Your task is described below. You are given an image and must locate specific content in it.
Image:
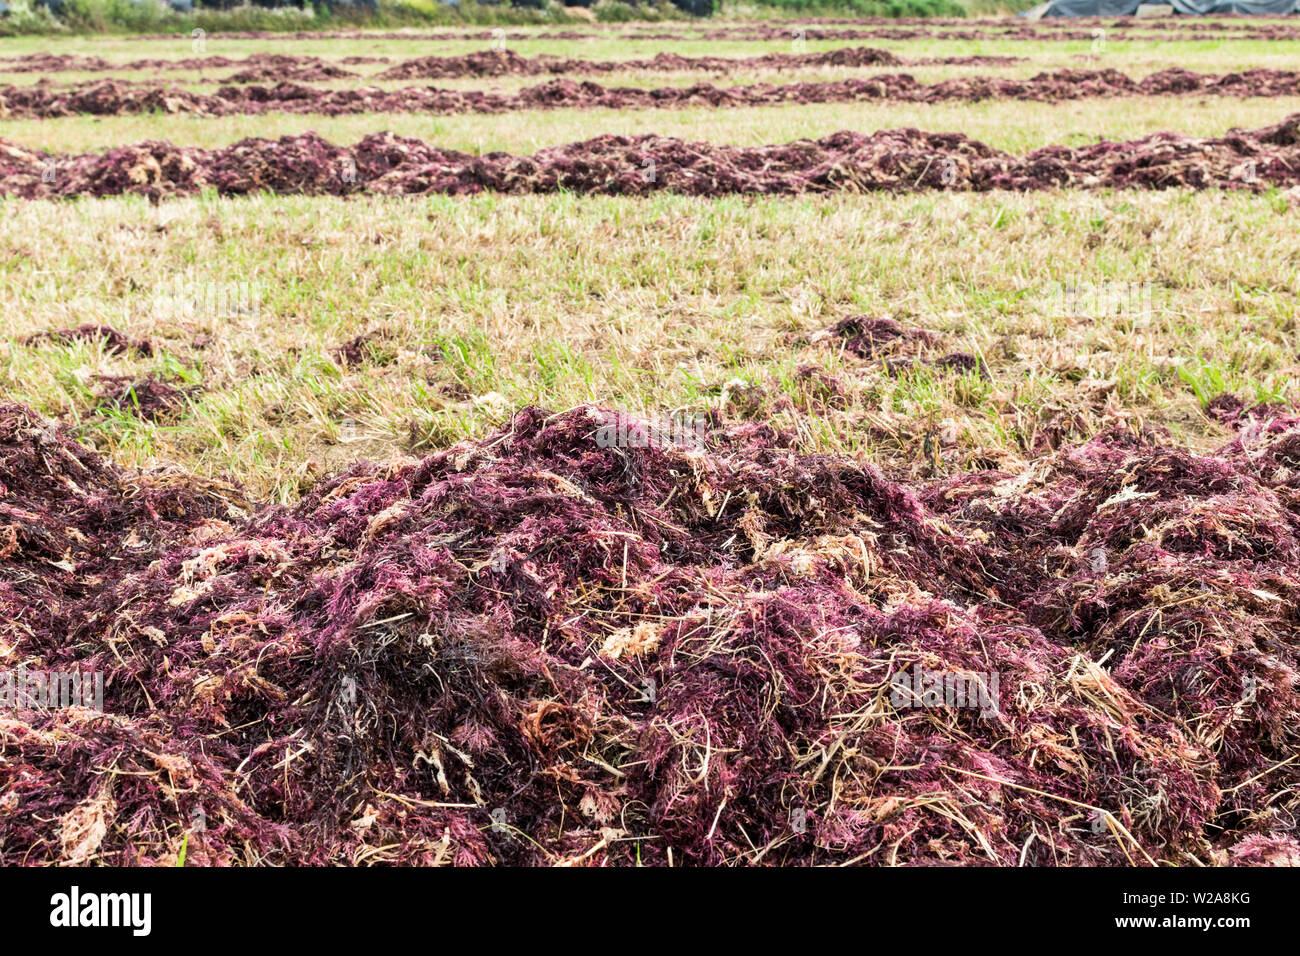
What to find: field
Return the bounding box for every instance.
[3,14,1300,868]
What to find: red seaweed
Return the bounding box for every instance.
[8,68,1294,123]
[821,314,939,358]
[5,114,1296,202]
[93,375,193,422]
[23,324,153,357]
[3,399,1298,865]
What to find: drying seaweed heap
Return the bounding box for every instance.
[225,62,357,85]
[3,113,1297,201]
[373,47,913,81]
[0,45,1017,82]
[2,394,1298,866]
[0,52,370,76]
[4,68,1296,122]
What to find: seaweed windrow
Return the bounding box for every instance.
[5,68,1295,122]
[3,113,1297,202]
[3,400,1298,865]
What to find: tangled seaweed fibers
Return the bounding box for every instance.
[2,397,1298,866]
[92,375,194,423]
[5,68,1297,122]
[3,113,1296,201]
[820,315,940,358]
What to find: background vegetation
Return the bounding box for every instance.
[0,0,979,37]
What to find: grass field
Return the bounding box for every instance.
[3,25,1299,497]
[3,189,1297,500]
[9,96,1300,154]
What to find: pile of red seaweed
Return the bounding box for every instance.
[0,52,371,76]
[4,68,1296,122]
[0,46,1016,81]
[3,113,1296,200]
[225,63,357,85]
[372,46,1019,81]
[821,314,939,358]
[819,316,984,378]
[2,397,1298,865]
[92,375,195,423]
